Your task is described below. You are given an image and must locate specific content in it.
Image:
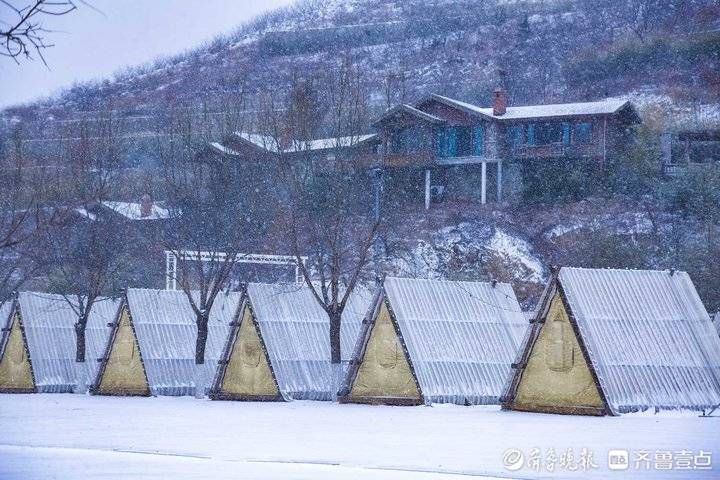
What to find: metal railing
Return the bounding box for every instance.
[165,250,308,290]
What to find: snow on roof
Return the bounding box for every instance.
[74,207,98,222]
[235,132,377,154]
[284,134,377,153]
[384,277,526,405]
[209,142,242,156]
[246,282,372,401]
[16,292,120,393]
[101,201,172,221]
[714,312,720,337]
[126,288,242,396]
[374,103,445,125]
[558,267,720,414]
[236,132,281,153]
[430,94,634,121]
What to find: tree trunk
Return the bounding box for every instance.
[194,312,210,398]
[195,312,209,365]
[329,310,343,400]
[74,317,87,363]
[329,310,342,365]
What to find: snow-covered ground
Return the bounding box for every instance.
[0,395,717,479]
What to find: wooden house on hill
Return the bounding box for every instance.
[338,277,526,406]
[502,267,720,415]
[661,128,720,175]
[374,90,641,208]
[202,90,639,210]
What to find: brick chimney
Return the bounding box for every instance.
[492,88,507,116]
[140,193,153,218]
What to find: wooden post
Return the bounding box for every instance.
[497,161,503,202]
[424,169,431,210]
[481,161,487,205]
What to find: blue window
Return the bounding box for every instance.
[473,126,484,156]
[446,127,457,156]
[574,122,592,144]
[527,124,536,145]
[562,122,571,145]
[438,127,458,157]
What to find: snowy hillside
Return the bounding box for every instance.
[1,0,719,312]
[2,0,718,134]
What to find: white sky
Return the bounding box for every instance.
[0,0,295,108]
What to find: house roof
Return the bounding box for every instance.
[233,132,377,155]
[714,312,720,337]
[246,282,372,401]
[383,277,526,405]
[558,267,720,414]
[101,201,172,221]
[427,94,640,122]
[74,207,98,222]
[284,134,378,153]
[16,292,120,393]
[373,103,446,126]
[235,132,282,153]
[126,288,242,396]
[209,142,242,157]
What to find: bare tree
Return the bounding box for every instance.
[0,125,56,303]
[154,95,267,369]
[259,57,380,391]
[0,0,85,63]
[44,215,128,362]
[579,0,683,43]
[41,112,129,371]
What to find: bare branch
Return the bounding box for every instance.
[0,0,83,64]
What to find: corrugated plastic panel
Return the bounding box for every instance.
[18,292,119,393]
[127,288,241,396]
[384,277,526,405]
[560,267,720,414]
[247,283,372,400]
[0,300,13,322]
[0,299,17,362]
[0,299,14,329]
